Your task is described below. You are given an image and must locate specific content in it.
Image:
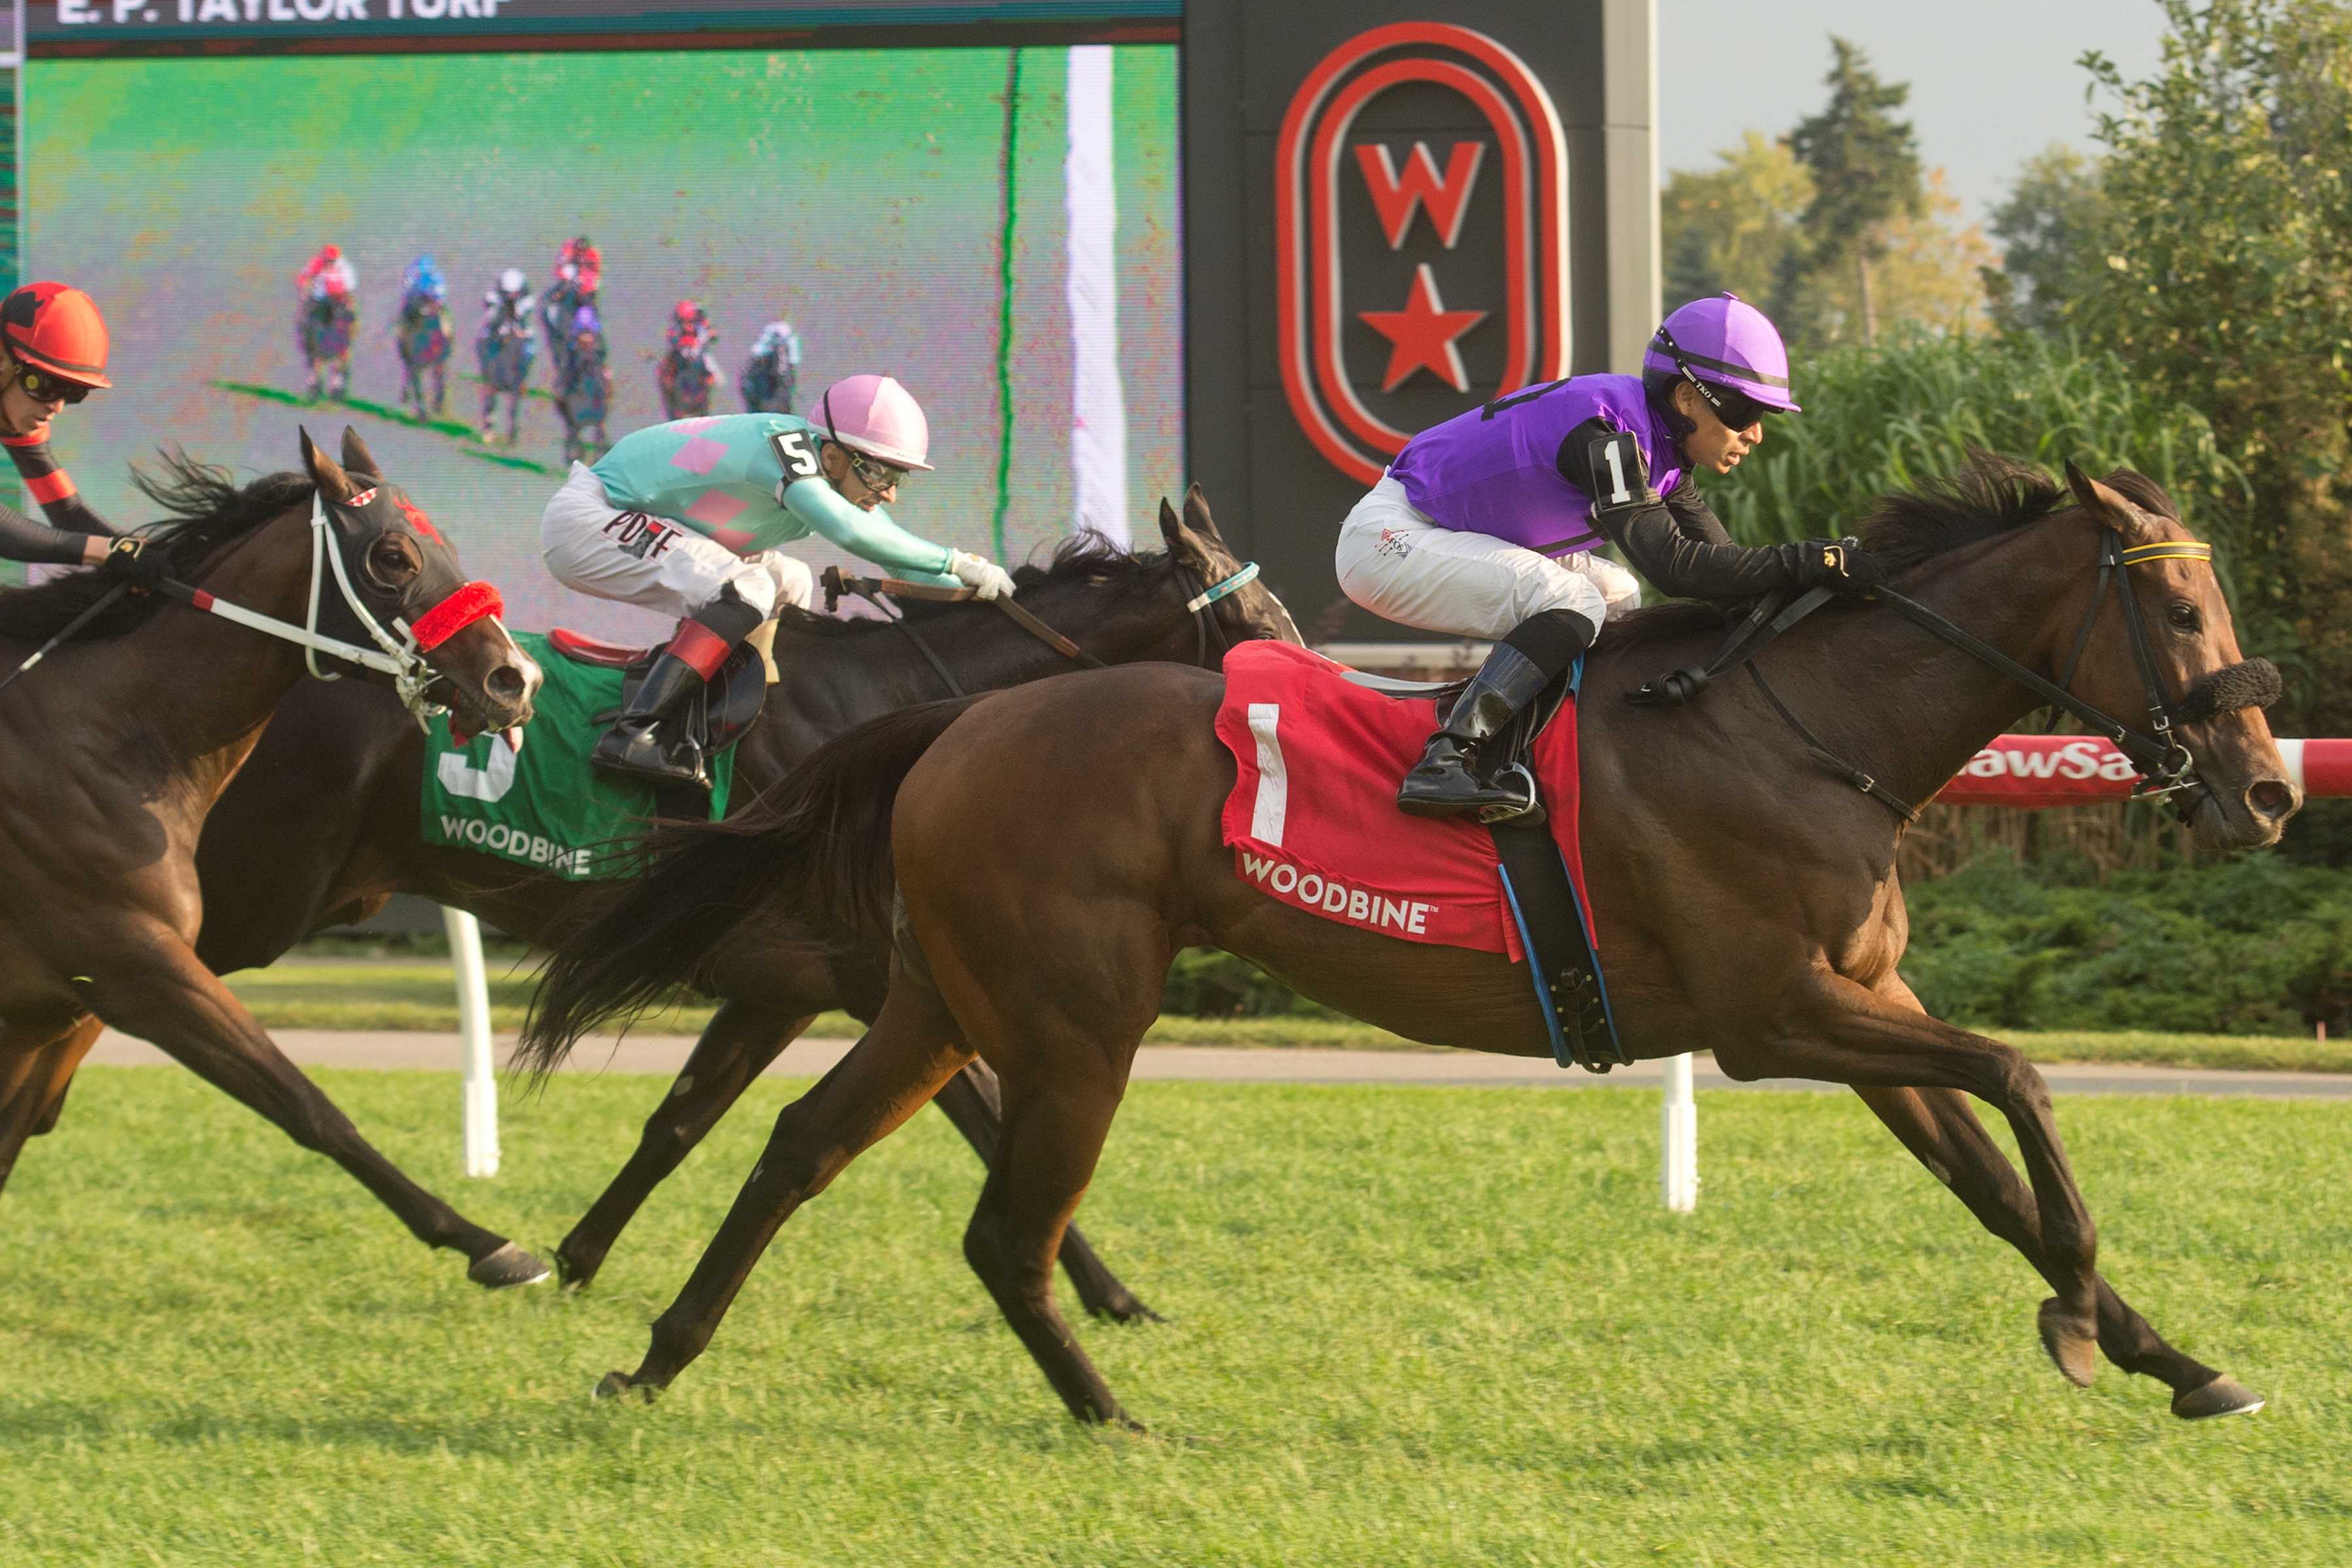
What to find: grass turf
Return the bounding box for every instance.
[220,960,2352,1072]
[6,1066,2346,1565]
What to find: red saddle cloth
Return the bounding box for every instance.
[1213,642,1591,961]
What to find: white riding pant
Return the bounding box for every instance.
[540,463,814,622]
[1333,475,1637,641]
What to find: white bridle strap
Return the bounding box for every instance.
[180,491,445,725]
[1184,561,1260,614]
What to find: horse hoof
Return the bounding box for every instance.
[2037,1298,2099,1387]
[595,1371,657,1403]
[2172,1376,2264,1420]
[553,1245,602,1292]
[1089,1294,1166,1326]
[468,1241,553,1289]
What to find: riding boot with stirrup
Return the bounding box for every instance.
[1397,607,1597,819]
[1396,645,1556,817]
[591,585,766,789]
[591,649,711,788]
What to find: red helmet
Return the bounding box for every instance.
[2,283,112,390]
[320,243,342,261]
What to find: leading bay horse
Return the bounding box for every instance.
[190,490,1293,1312]
[0,429,551,1288]
[527,457,2297,1424]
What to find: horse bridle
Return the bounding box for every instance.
[821,557,1264,697]
[1678,527,2276,824]
[161,490,504,727]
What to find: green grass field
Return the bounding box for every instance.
[219,959,2352,1073]
[7,1066,2345,1565]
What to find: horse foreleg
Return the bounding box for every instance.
[932,1060,1160,1323]
[1853,1081,2259,1418]
[0,1014,101,1192]
[556,999,813,1289]
[78,929,547,1287]
[1717,970,2102,1390]
[605,975,974,1399]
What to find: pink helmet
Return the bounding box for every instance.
[816,374,934,471]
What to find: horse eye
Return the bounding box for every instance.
[2166,601,2200,632]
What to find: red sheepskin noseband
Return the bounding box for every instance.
[407,580,505,651]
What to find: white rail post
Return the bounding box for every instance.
[1660,1050,1697,1211]
[444,906,500,1177]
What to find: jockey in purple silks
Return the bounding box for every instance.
[1336,292,1884,819]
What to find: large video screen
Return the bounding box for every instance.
[22,45,1183,636]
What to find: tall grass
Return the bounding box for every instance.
[1712,331,2251,594]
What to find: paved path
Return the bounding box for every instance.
[82,1029,2352,1100]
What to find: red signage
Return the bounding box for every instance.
[1274,22,1571,485]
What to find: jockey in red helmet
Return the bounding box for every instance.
[0,282,152,580]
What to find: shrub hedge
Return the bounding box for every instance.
[1164,853,2351,1037]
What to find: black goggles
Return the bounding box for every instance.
[1653,325,1772,429]
[15,365,92,406]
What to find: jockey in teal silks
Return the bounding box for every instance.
[539,373,1015,785]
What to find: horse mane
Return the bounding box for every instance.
[770,531,1173,640]
[1602,453,2182,655]
[0,451,316,644]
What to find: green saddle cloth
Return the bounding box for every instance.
[420,631,735,880]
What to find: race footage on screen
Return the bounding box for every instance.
[24,46,1183,634]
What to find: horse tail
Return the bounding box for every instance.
[516,694,985,1078]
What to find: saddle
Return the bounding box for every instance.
[1333,662,1618,1070]
[549,627,768,781]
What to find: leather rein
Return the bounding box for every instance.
[1639,529,2270,825]
[820,557,1263,698]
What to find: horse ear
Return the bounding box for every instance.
[1182,483,1228,547]
[2065,458,2161,545]
[1158,496,1183,551]
[340,425,384,483]
[299,427,359,504]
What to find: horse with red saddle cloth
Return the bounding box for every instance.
[525,455,2296,1428]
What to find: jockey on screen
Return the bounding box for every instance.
[540,374,1015,785]
[297,243,356,304]
[1335,292,1884,819]
[0,283,157,583]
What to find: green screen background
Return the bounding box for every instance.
[22,47,1182,633]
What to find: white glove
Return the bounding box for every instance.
[947,549,1016,601]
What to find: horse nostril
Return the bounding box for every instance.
[487,664,527,703]
[2248,779,2297,821]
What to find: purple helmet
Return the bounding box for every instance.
[570,303,602,337]
[1641,293,1799,419]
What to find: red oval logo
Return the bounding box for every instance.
[1275,22,1572,485]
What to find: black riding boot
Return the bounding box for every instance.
[591,649,711,787]
[591,586,765,788]
[1397,609,1595,819]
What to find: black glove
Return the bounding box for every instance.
[1786,537,1885,598]
[1580,429,1659,509]
[97,534,172,591]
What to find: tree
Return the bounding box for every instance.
[2082,0,2352,857]
[1808,169,1995,339]
[1784,37,1923,346]
[1660,131,1813,308]
[1982,144,2112,335]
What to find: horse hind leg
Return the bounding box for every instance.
[962,1064,1141,1426]
[932,1061,1160,1324]
[556,1000,813,1289]
[605,973,976,1398]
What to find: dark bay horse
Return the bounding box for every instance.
[191,491,1295,1311]
[299,295,355,402]
[0,430,551,1286]
[527,459,2298,1424]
